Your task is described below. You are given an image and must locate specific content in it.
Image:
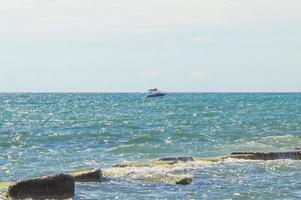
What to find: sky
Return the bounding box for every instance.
[0,0,301,92]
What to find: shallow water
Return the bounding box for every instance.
[0,93,301,199]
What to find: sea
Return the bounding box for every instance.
[0,93,301,199]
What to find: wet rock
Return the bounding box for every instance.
[175,177,192,185]
[158,157,194,163]
[112,163,150,168]
[112,163,131,168]
[229,153,259,160]
[71,169,103,182]
[7,173,74,199]
[230,151,301,160]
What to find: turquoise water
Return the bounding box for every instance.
[1,93,301,199]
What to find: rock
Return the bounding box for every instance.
[7,173,74,199]
[175,177,192,185]
[112,163,150,168]
[71,169,103,182]
[230,151,301,160]
[0,193,7,199]
[229,153,259,160]
[158,157,194,163]
[112,163,131,168]
[141,174,192,185]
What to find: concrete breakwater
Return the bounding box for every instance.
[1,169,103,199]
[1,149,300,199]
[229,150,301,160]
[70,169,103,182]
[7,174,74,199]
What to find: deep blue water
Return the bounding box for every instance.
[0,93,301,199]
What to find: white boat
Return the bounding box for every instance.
[146,88,166,98]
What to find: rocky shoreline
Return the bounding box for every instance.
[1,149,300,199]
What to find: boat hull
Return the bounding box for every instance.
[146,93,166,98]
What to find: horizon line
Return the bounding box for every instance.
[0,91,301,94]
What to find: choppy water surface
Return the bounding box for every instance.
[0,93,301,199]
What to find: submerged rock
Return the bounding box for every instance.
[158,157,194,163]
[229,153,259,160]
[175,177,192,185]
[139,173,193,185]
[7,173,74,199]
[230,151,301,160]
[112,162,150,168]
[71,168,103,182]
[112,163,132,168]
[105,159,194,185]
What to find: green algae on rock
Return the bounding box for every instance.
[104,158,196,185]
[194,156,227,162]
[0,182,11,190]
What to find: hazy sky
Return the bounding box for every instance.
[1,0,301,92]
